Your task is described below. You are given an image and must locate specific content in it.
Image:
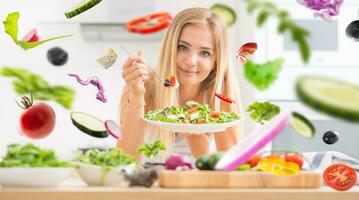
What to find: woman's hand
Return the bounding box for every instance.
[122,55,149,97]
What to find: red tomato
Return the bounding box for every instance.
[197,119,205,124]
[247,155,263,168]
[17,95,56,139]
[236,42,258,64]
[210,112,220,118]
[323,163,357,191]
[284,154,304,169]
[187,106,198,114]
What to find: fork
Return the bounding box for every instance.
[120,44,167,85]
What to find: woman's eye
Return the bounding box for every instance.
[178,45,187,51]
[200,51,211,57]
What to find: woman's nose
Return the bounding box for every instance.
[185,52,197,67]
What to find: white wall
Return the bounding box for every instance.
[0,0,256,159]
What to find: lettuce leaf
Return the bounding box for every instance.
[3,11,71,50]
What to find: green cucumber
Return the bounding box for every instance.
[210,4,237,27]
[65,0,102,19]
[195,155,211,170]
[71,111,108,138]
[290,112,315,139]
[208,152,224,170]
[296,75,359,121]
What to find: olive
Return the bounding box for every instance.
[345,20,359,41]
[47,47,68,66]
[322,131,340,145]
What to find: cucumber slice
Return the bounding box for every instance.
[290,112,315,139]
[296,75,359,121]
[65,0,102,19]
[71,111,108,138]
[210,4,237,27]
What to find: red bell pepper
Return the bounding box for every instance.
[127,12,172,34]
[215,93,235,104]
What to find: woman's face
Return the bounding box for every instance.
[176,24,216,87]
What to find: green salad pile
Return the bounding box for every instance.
[75,148,137,171]
[0,143,71,167]
[144,101,240,124]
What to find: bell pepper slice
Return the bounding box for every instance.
[127,12,172,34]
[214,93,235,104]
[236,42,258,64]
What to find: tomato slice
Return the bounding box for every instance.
[127,12,172,34]
[323,163,357,191]
[236,42,258,64]
[214,93,235,104]
[284,154,304,169]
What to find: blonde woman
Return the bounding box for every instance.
[118,7,244,161]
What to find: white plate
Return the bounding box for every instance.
[143,118,243,133]
[0,167,73,188]
[75,162,137,186]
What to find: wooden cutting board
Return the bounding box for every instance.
[158,170,322,188]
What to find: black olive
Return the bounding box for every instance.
[345,20,359,41]
[322,130,340,145]
[47,47,68,66]
[164,79,171,87]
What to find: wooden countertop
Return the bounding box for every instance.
[1,179,359,200]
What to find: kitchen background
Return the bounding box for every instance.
[0,0,358,159]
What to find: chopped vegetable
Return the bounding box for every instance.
[164,154,192,170]
[144,101,240,124]
[22,28,39,42]
[136,140,166,159]
[322,130,340,145]
[47,47,68,66]
[0,143,71,167]
[297,0,343,22]
[290,112,315,139]
[236,163,251,171]
[346,20,359,42]
[257,157,300,176]
[244,58,283,90]
[71,111,108,138]
[247,101,280,124]
[284,153,304,169]
[246,0,311,63]
[127,12,172,34]
[75,148,137,171]
[96,48,118,69]
[296,75,359,121]
[65,0,103,19]
[3,11,71,50]
[210,3,237,27]
[164,75,178,87]
[323,163,357,191]
[214,93,236,104]
[236,42,257,64]
[0,67,75,109]
[68,73,107,103]
[104,120,121,139]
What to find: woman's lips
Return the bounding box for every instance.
[179,67,199,74]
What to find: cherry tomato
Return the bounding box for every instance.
[210,112,220,118]
[197,119,206,124]
[284,154,304,169]
[247,154,263,168]
[17,94,56,139]
[323,163,357,191]
[214,93,235,104]
[236,42,258,64]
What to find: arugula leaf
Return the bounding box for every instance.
[244,58,283,90]
[246,0,311,63]
[0,143,72,167]
[0,67,75,109]
[3,11,71,50]
[247,101,280,124]
[3,11,19,45]
[136,140,166,159]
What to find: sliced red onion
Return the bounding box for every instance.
[164,154,192,170]
[104,120,121,139]
[297,0,343,22]
[22,28,39,42]
[68,73,107,103]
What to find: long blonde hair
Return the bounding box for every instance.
[121,7,244,158]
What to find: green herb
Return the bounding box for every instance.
[0,143,71,167]
[144,101,240,124]
[0,67,75,109]
[136,140,166,159]
[247,101,280,124]
[246,0,311,63]
[244,58,283,90]
[3,11,71,50]
[75,149,137,171]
